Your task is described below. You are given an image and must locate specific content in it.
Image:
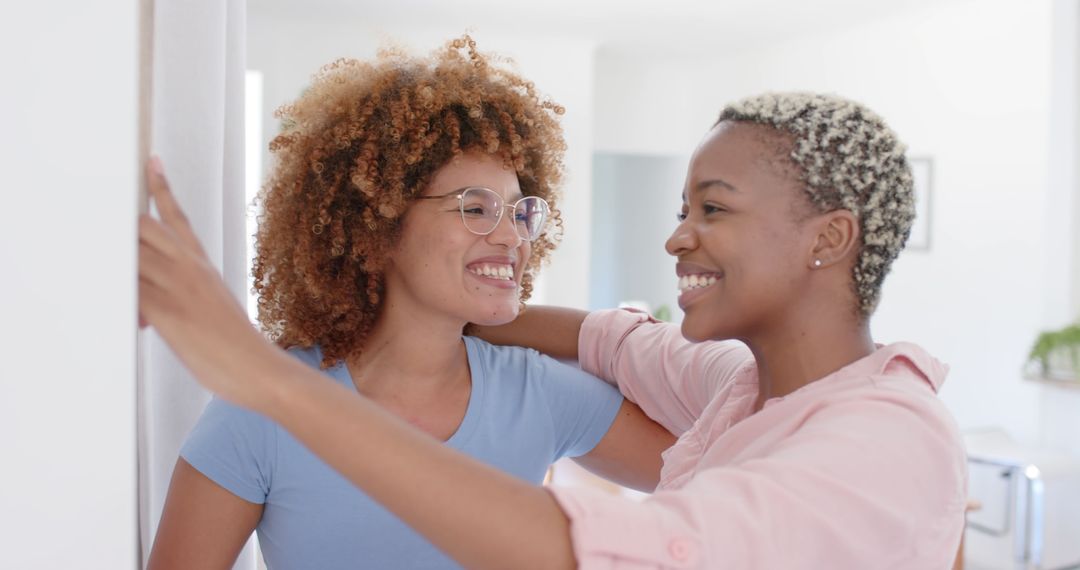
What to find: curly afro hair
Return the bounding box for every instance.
[253,35,567,368]
[717,92,915,317]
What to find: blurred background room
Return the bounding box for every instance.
[3,0,1080,568]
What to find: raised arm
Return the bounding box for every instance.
[577,309,752,436]
[470,305,588,361]
[480,305,753,437]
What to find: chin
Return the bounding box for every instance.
[469,303,521,327]
[679,310,735,343]
[679,320,712,343]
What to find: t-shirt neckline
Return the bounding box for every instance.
[315,339,486,448]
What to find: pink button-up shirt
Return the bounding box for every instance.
[550,309,967,569]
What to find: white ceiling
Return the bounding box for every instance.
[248,0,948,56]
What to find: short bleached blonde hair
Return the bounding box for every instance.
[718,92,914,316]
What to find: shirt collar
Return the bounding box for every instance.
[846,341,949,392]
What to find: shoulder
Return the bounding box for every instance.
[806,343,960,453]
[463,336,618,398]
[283,344,355,388]
[811,342,949,400]
[192,395,275,435]
[463,335,549,374]
[873,342,949,392]
[190,345,329,432]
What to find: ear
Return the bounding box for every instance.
[806,210,860,269]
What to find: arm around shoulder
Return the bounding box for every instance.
[469,305,589,360]
[579,308,752,436]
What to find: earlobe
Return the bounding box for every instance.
[808,210,860,269]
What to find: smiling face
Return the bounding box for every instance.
[383,152,531,328]
[669,121,820,342]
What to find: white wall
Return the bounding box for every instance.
[246,16,597,307]
[590,153,686,313]
[594,0,1072,447]
[1039,0,1080,457]
[0,2,139,568]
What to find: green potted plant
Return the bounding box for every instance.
[1026,322,1080,381]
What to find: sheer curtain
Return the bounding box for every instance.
[137,0,254,568]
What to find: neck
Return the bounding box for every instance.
[746,303,874,410]
[345,298,469,398]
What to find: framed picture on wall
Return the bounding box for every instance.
[907,157,932,250]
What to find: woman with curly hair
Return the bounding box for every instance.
[140,90,966,569]
[145,36,674,570]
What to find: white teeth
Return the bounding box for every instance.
[677,273,720,294]
[469,264,514,281]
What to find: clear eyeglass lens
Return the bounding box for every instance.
[459,188,548,241]
[514,197,549,240]
[459,188,500,235]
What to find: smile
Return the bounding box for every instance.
[678,273,720,294]
[467,263,515,281]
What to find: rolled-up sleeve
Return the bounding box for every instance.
[548,393,967,569]
[551,485,708,569]
[578,309,751,436]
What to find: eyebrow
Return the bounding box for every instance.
[460,186,525,201]
[419,186,525,201]
[696,179,738,193]
[682,178,739,201]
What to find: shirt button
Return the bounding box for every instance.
[668,538,696,563]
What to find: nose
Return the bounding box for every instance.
[665,218,698,257]
[486,207,523,248]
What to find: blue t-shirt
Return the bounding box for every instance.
[180,336,623,570]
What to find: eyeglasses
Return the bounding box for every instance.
[414,186,550,242]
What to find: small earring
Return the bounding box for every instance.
[813,259,823,268]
